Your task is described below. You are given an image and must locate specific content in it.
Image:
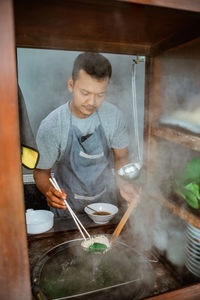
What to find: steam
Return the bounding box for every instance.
[39,239,154,299]
[160,94,200,134]
[127,139,191,268]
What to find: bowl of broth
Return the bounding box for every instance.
[84,203,118,224]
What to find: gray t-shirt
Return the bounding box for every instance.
[36,101,129,169]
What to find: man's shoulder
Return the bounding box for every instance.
[101,101,119,110]
[100,101,121,114]
[41,103,68,124]
[98,101,128,147]
[99,101,123,120]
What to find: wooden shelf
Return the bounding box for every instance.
[153,194,200,229]
[14,0,200,55]
[152,124,200,152]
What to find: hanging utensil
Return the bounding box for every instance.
[118,162,140,181]
[111,188,141,244]
[118,58,143,182]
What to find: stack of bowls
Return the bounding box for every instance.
[185,223,200,277]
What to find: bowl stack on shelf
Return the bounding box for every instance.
[185,224,200,277]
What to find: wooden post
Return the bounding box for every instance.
[0,0,32,299]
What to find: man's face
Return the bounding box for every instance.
[68,69,109,118]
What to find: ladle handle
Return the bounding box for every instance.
[86,206,98,213]
[111,191,140,244]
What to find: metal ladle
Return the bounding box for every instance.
[117,60,143,183]
[117,162,141,182]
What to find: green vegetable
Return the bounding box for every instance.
[179,183,200,209]
[89,242,107,252]
[178,157,200,184]
[174,157,200,209]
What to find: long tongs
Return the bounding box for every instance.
[49,177,91,241]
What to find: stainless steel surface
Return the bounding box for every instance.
[118,163,141,181]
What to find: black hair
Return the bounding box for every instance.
[72,52,112,81]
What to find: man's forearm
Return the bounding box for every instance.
[33,168,52,196]
[113,147,130,172]
[34,168,67,209]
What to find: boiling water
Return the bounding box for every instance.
[40,243,145,299]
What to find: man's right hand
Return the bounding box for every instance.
[46,186,67,210]
[33,168,68,210]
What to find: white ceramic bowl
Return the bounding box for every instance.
[25,209,54,234]
[186,260,200,277]
[185,224,200,277]
[187,225,200,237]
[84,203,118,224]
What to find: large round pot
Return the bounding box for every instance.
[32,236,154,300]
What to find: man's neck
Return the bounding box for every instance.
[69,101,96,119]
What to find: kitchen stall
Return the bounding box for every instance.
[1,0,200,299]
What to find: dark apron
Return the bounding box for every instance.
[52,103,117,217]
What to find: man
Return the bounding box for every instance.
[34,52,133,217]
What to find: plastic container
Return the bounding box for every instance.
[25,209,54,234]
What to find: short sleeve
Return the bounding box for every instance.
[111,109,129,149]
[36,115,60,169]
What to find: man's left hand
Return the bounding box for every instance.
[119,181,141,203]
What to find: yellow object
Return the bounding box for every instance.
[22,146,39,169]
[36,292,42,300]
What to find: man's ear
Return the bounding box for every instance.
[67,77,73,92]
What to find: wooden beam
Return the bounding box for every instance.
[14,39,151,56]
[150,26,200,56]
[152,124,200,152]
[154,195,200,230]
[118,0,200,13]
[0,0,32,299]
[146,281,200,299]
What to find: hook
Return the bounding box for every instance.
[132,56,139,64]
